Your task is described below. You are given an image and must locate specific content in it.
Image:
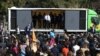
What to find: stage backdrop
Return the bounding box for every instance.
[65,10,86,31]
[17,10,32,30]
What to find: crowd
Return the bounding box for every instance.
[0,22,100,56]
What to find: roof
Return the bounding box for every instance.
[8,8,87,10]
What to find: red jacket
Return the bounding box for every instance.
[62,47,69,56]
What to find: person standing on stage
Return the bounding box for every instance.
[32,12,37,28]
[44,13,51,28]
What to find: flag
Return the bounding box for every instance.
[32,29,37,42]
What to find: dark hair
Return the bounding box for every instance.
[20,36,27,44]
[51,29,54,32]
[76,49,83,56]
[64,29,67,34]
[85,51,90,56]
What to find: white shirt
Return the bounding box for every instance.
[17,27,20,34]
[73,45,80,56]
[44,14,51,22]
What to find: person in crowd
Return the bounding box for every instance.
[25,45,34,56]
[88,33,97,56]
[49,29,56,50]
[16,25,20,35]
[0,24,100,56]
[73,42,80,56]
[24,24,31,38]
[50,29,55,38]
[68,50,74,56]
[30,41,38,53]
[88,24,96,34]
[50,44,59,56]
[85,51,91,56]
[0,23,4,35]
[76,49,83,56]
[80,42,89,56]
[62,41,69,56]
[97,53,100,56]
[41,40,49,55]
[19,37,27,56]
[55,34,61,44]
[16,25,21,41]
[11,39,19,56]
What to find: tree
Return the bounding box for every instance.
[12,0,26,7]
[0,0,14,21]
